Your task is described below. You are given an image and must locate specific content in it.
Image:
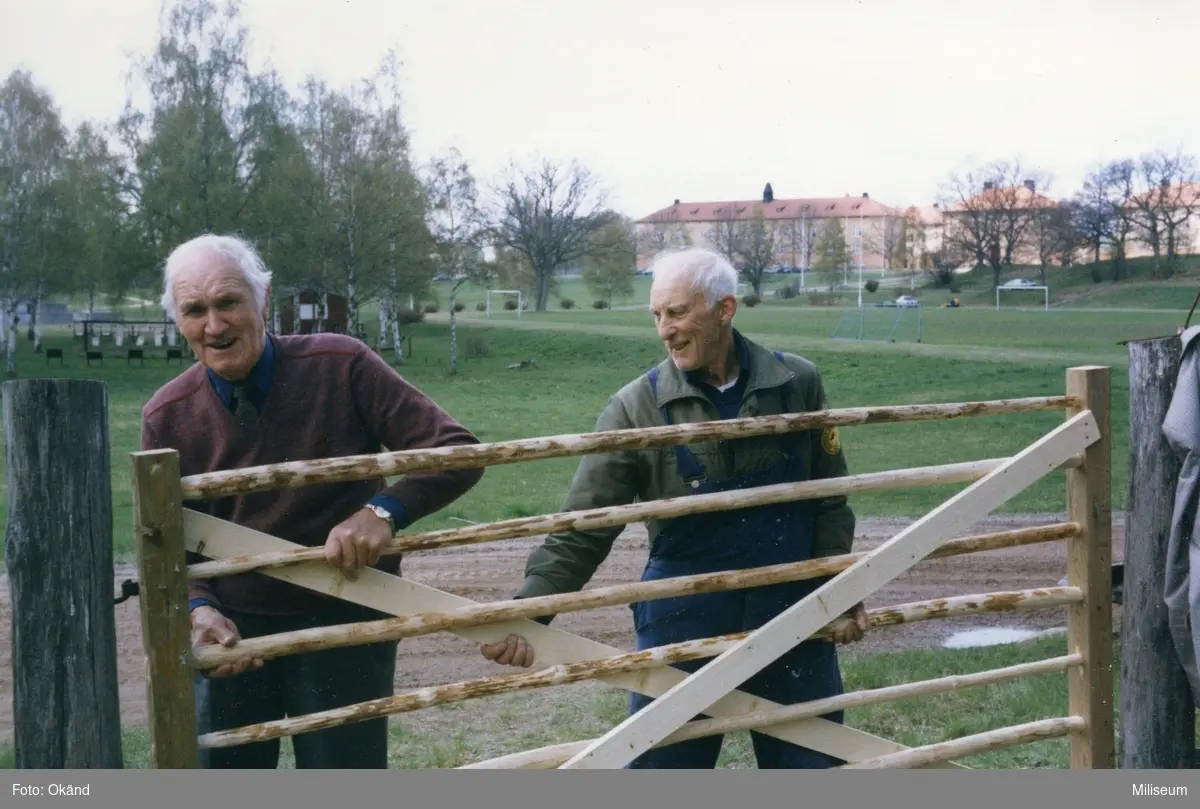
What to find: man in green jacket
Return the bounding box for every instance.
[483,247,866,768]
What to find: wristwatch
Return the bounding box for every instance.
[365,503,396,534]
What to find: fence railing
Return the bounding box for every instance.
[130,365,1114,769]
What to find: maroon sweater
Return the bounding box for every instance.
[141,333,484,615]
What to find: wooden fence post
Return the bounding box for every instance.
[1064,366,1116,769]
[131,448,199,768]
[1121,337,1197,768]
[2,379,123,767]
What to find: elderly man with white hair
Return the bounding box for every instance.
[481,246,866,769]
[141,233,484,768]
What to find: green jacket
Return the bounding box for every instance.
[516,331,856,599]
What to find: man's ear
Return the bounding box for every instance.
[719,294,737,325]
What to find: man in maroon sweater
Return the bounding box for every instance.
[141,234,484,768]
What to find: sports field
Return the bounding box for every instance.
[0,291,1192,768]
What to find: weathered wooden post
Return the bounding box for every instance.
[131,448,199,768]
[1121,336,1197,768]
[2,379,123,768]
[1064,366,1116,768]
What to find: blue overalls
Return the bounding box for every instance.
[626,360,846,769]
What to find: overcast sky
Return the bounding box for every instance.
[4,0,1198,219]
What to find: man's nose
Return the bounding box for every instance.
[204,311,227,335]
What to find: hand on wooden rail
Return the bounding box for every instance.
[480,634,537,668]
[191,606,263,679]
[479,601,871,672]
[827,602,869,645]
[322,508,394,580]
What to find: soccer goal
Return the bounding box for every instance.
[830,304,923,343]
[486,290,523,318]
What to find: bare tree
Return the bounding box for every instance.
[487,157,610,312]
[1073,163,1119,267]
[425,146,488,374]
[880,211,904,271]
[733,206,776,296]
[1126,148,1199,277]
[583,212,637,307]
[938,159,1049,288]
[1030,201,1083,284]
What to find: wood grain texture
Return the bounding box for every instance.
[2,379,123,768]
[463,654,1083,769]
[187,460,1081,580]
[181,509,953,768]
[197,587,1082,749]
[840,717,1086,770]
[1121,339,1197,768]
[1064,366,1116,769]
[179,396,1077,499]
[557,411,1099,769]
[131,449,198,768]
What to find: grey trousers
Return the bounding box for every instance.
[193,599,398,768]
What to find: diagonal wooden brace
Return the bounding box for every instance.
[182,513,951,767]
[558,410,1101,769]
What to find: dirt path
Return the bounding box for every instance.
[0,513,1124,745]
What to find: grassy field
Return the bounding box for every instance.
[5,633,1194,769]
[0,302,1174,561]
[0,292,1190,769]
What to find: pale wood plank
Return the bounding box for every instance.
[557,411,1100,769]
[182,509,953,767]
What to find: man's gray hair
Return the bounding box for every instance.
[160,233,272,322]
[649,247,739,309]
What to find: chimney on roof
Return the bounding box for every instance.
[983,181,995,190]
[1161,178,1171,189]
[862,192,869,198]
[1024,179,1036,192]
[673,198,680,205]
[763,183,774,204]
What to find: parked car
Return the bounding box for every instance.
[895,295,920,307]
[1003,278,1038,288]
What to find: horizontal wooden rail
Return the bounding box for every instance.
[178,396,1078,500]
[191,518,1081,672]
[187,457,1081,580]
[190,521,1081,670]
[460,655,1084,769]
[198,592,1082,749]
[839,716,1086,769]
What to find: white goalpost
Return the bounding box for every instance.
[486,290,523,318]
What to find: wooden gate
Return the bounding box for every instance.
[130,365,1114,769]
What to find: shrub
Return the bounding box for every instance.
[865,279,880,293]
[453,302,465,312]
[741,293,760,307]
[593,299,609,309]
[423,302,439,314]
[396,308,425,325]
[464,335,489,357]
[559,298,575,310]
[504,299,518,311]
[476,302,487,311]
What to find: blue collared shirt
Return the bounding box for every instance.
[206,332,407,528]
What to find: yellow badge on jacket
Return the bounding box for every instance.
[821,427,841,455]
